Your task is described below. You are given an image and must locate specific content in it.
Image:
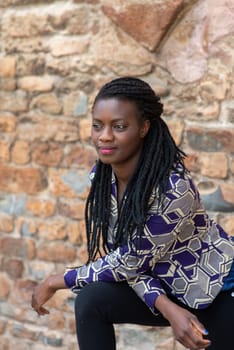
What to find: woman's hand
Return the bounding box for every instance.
[155,294,211,349]
[31,273,67,316]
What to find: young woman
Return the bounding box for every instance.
[31,77,234,350]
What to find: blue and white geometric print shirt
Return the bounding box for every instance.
[64,166,234,314]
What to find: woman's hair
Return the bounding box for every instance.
[85,77,186,262]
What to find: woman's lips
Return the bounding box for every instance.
[99,147,116,155]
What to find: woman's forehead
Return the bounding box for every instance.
[93,98,138,115]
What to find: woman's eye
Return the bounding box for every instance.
[92,123,102,130]
[113,124,126,131]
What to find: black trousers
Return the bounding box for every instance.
[74,281,234,350]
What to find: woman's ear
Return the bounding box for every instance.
[140,119,150,138]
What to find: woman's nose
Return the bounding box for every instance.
[99,126,114,141]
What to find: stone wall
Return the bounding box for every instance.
[0,0,233,349]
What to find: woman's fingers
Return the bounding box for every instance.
[31,285,48,315]
[173,316,211,349]
[185,321,211,349]
[191,318,209,337]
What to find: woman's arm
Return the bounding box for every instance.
[155,294,211,349]
[31,273,67,315]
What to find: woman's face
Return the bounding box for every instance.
[92,98,150,168]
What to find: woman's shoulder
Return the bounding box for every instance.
[167,165,193,190]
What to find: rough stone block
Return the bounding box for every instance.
[38,220,67,241]
[0,57,16,77]
[102,0,184,51]
[48,168,90,199]
[0,213,14,233]
[0,166,47,194]
[49,36,89,57]
[37,242,76,262]
[18,76,54,92]
[12,140,30,165]
[26,198,56,218]
[0,237,36,259]
[0,141,10,163]
[0,91,28,112]
[3,14,52,38]
[17,114,79,142]
[187,127,234,152]
[32,142,63,167]
[0,78,17,91]
[58,199,85,220]
[63,144,97,169]
[31,93,62,114]
[0,113,17,132]
[0,273,11,299]
[2,258,24,279]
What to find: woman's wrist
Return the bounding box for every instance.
[155,294,179,320]
[45,273,67,292]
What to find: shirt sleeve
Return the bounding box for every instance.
[64,173,197,308]
[127,274,166,314]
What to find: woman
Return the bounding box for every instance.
[32,77,234,350]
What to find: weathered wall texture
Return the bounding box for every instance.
[0,0,233,349]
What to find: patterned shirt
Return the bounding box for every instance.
[64,167,234,314]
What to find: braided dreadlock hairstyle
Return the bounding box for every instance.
[85,77,186,262]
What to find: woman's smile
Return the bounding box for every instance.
[99,147,117,155]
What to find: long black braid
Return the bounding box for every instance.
[85,77,186,262]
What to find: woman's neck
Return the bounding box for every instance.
[112,155,141,207]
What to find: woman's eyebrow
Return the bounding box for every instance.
[93,117,125,122]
